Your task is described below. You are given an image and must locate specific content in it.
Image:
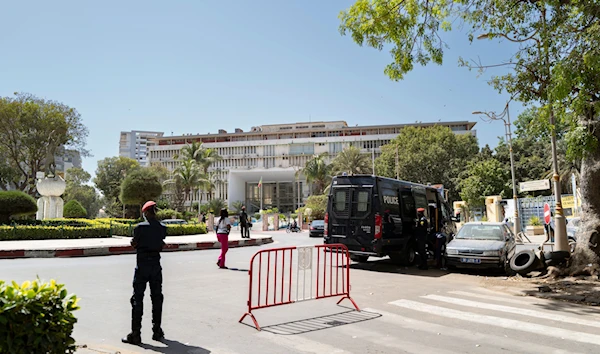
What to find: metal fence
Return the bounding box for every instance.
[516,195,574,232]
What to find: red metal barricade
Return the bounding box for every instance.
[239,244,360,330]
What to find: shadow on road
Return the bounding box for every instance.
[140,339,211,353]
[349,258,450,278]
[251,309,381,335]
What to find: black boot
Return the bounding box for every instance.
[151,297,164,341]
[125,296,143,345]
[122,332,141,345]
[152,327,165,341]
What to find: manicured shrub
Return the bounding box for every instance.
[0,191,38,224]
[156,209,183,221]
[0,225,110,241]
[0,279,80,354]
[165,223,207,236]
[63,200,87,218]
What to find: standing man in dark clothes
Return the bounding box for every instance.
[240,206,250,238]
[122,201,167,345]
[415,207,429,270]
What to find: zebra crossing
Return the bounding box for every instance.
[255,287,600,354]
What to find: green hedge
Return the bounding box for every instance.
[0,218,207,240]
[63,200,87,218]
[0,279,80,354]
[0,225,110,241]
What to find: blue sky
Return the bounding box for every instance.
[0,0,524,176]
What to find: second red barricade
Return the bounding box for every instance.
[239,243,360,330]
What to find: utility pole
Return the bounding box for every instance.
[473,101,520,235]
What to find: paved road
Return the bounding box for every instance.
[2,231,600,353]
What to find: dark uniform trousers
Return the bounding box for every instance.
[240,223,250,238]
[417,235,428,266]
[131,259,163,332]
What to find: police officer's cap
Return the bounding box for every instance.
[142,201,157,212]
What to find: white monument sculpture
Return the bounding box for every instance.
[36,172,66,220]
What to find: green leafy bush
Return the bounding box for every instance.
[0,225,110,241]
[156,209,183,220]
[529,216,542,226]
[165,223,207,236]
[63,200,87,218]
[0,279,80,354]
[0,191,38,224]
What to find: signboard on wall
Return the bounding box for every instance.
[519,179,551,192]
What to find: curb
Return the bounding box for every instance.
[0,237,273,259]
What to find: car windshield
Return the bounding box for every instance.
[456,224,506,241]
[312,220,324,226]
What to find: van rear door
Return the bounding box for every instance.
[329,184,376,252]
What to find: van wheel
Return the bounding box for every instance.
[350,255,369,263]
[389,243,416,266]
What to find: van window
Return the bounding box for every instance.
[335,190,347,211]
[441,203,450,220]
[414,193,428,210]
[401,191,416,219]
[356,191,369,212]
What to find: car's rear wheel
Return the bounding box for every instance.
[350,255,369,263]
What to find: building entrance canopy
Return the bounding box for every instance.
[228,168,304,213]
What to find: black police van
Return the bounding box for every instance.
[324,175,456,264]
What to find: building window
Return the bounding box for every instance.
[289,143,314,155]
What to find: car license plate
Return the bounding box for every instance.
[461,258,481,264]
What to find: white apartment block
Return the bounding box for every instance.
[119,130,164,166]
[147,121,476,213]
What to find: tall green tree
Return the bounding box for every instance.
[94,156,140,203]
[339,0,600,265]
[0,93,88,194]
[120,168,163,210]
[459,159,511,208]
[303,153,332,195]
[376,126,479,201]
[63,167,101,218]
[331,146,372,176]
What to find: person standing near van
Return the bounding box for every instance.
[216,208,232,269]
[239,206,250,238]
[416,208,429,270]
[122,201,166,345]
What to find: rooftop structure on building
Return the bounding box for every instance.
[147,120,476,213]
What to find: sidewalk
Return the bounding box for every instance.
[0,232,273,259]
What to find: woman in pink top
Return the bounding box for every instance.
[215,208,231,269]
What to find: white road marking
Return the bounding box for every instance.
[363,307,578,354]
[338,325,457,354]
[257,331,353,354]
[424,294,600,329]
[448,290,543,305]
[391,299,600,346]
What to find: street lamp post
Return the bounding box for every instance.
[473,102,520,235]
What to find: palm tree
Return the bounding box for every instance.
[303,153,332,195]
[178,141,203,161]
[331,146,372,176]
[208,198,227,214]
[170,159,207,210]
[196,147,222,174]
[204,170,223,201]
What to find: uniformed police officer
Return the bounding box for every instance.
[122,200,167,345]
[415,207,429,270]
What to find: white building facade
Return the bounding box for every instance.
[119,130,164,166]
[148,121,476,213]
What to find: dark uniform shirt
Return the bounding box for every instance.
[132,219,167,263]
[415,216,429,238]
[240,211,248,225]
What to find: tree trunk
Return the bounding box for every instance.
[570,119,600,271]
